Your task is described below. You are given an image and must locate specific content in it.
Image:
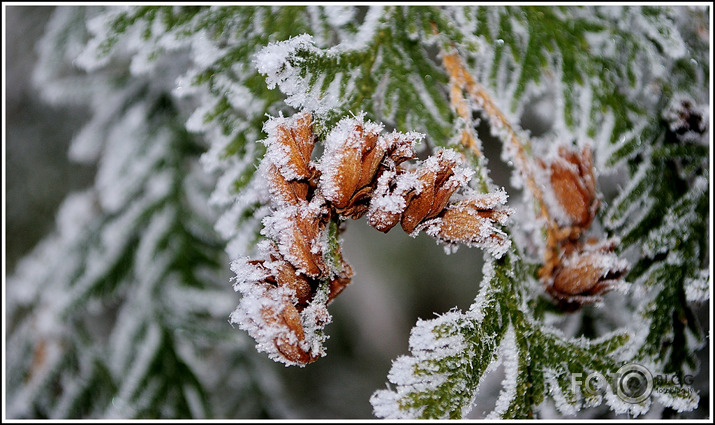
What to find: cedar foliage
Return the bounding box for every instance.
[6,5,710,419]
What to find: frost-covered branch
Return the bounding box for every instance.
[7,5,708,420]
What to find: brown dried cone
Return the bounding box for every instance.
[423,196,511,250]
[230,255,318,365]
[319,116,418,219]
[545,239,629,310]
[366,169,414,232]
[536,144,629,309]
[250,248,313,307]
[262,112,320,207]
[547,145,599,233]
[230,112,361,365]
[436,43,626,309]
[261,112,332,278]
[264,162,315,207]
[260,296,319,365]
[232,241,355,365]
[400,151,472,234]
[257,246,354,309]
[366,151,513,257]
[263,200,331,278]
[237,111,515,366]
[266,111,317,180]
[366,149,472,234]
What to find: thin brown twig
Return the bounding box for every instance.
[439,49,555,228]
[436,37,574,279]
[434,26,626,310]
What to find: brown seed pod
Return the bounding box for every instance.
[262,112,320,208]
[548,145,599,230]
[366,169,413,232]
[426,196,511,251]
[399,151,466,234]
[264,162,312,207]
[232,241,344,366]
[536,144,630,309]
[267,111,317,180]
[319,118,384,218]
[262,201,330,279]
[260,298,320,365]
[366,149,475,235]
[319,115,418,219]
[263,254,313,308]
[545,239,628,308]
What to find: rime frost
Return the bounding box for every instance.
[485,326,519,419]
[684,270,710,303]
[9,4,708,420]
[255,34,340,115]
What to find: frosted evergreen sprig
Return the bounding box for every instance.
[605,93,709,401]
[370,250,698,418]
[370,253,634,419]
[252,7,457,142]
[76,6,363,260]
[7,4,709,420]
[598,9,710,411]
[247,6,706,413]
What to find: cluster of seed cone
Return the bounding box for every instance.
[539,145,628,309]
[231,112,511,365]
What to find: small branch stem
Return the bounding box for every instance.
[435,36,570,278]
[439,47,555,230]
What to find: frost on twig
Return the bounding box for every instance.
[441,44,630,309]
[230,111,513,365]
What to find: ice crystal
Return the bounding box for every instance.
[7,4,708,420]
